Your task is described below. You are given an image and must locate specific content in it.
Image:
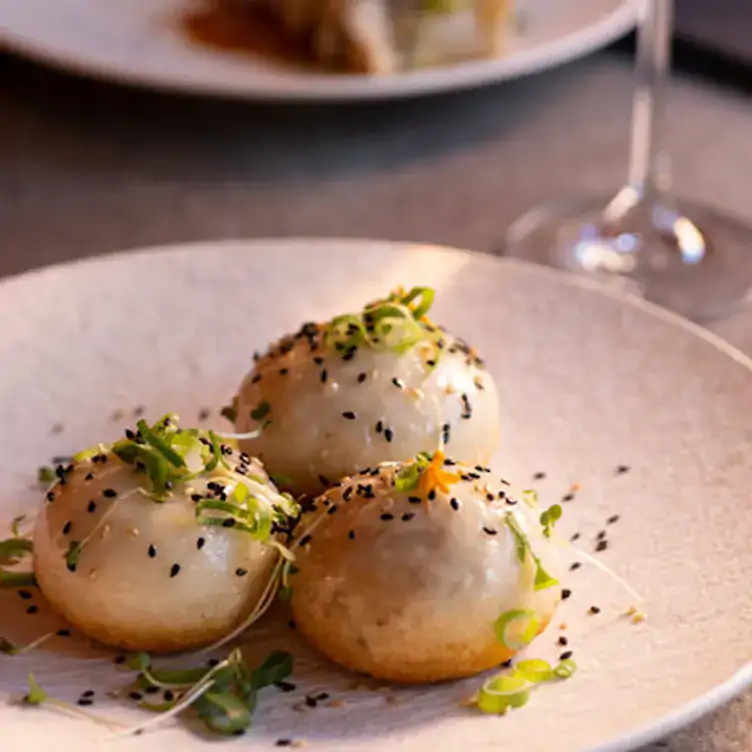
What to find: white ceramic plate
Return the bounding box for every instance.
[0,0,636,101]
[0,239,751,752]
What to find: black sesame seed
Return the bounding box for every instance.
[450,498,460,511]
[163,690,175,702]
[588,605,601,615]
[342,411,356,420]
[558,636,569,646]
[442,423,451,444]
[197,537,206,550]
[616,465,630,475]
[357,372,367,384]
[596,530,607,540]
[56,629,71,637]
[348,530,356,540]
[500,659,513,669]
[81,690,95,699]
[380,513,394,521]
[570,562,582,571]
[343,486,353,502]
[18,590,33,601]
[222,518,236,528]
[561,588,572,600]
[559,650,573,660]
[401,512,415,522]
[315,692,330,701]
[391,377,404,389]
[46,491,55,503]
[607,514,621,525]
[129,691,143,701]
[77,698,94,707]
[318,474,331,487]
[170,564,181,578]
[275,739,292,747]
[288,620,296,629]
[191,493,202,502]
[562,493,575,502]
[276,681,296,693]
[279,368,288,376]
[236,568,248,577]
[595,540,609,552]
[444,458,456,466]
[485,493,495,502]
[148,544,157,558]
[375,420,383,434]
[62,521,72,535]
[114,655,126,664]
[145,686,159,695]
[483,527,498,536]
[498,490,507,501]
[87,500,97,513]
[384,428,394,443]
[320,369,328,384]
[570,533,580,542]
[427,489,436,501]
[300,535,312,547]
[84,472,95,481]
[207,658,221,667]
[134,405,145,417]
[533,471,546,480]
[26,605,38,614]
[305,694,318,708]
[408,496,422,505]
[313,356,324,365]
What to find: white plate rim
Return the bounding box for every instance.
[0,1,638,101]
[1,236,750,752]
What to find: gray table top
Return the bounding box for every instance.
[1,49,751,751]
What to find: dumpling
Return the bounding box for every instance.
[232,286,500,498]
[33,415,299,653]
[287,451,561,683]
[257,0,516,73]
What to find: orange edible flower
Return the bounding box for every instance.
[417,450,461,505]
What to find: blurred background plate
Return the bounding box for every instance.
[0,0,637,101]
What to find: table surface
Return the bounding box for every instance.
[1,47,751,752]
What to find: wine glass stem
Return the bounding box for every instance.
[628,0,673,202]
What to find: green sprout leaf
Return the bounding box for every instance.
[0,537,33,561]
[194,690,252,736]
[505,514,559,591]
[136,420,186,469]
[64,541,81,572]
[24,674,48,705]
[250,401,270,421]
[37,466,56,484]
[250,650,293,690]
[539,504,562,538]
[521,489,538,508]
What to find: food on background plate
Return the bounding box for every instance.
[287,451,561,683]
[32,415,299,653]
[254,0,517,73]
[230,286,500,498]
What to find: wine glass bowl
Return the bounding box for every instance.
[504,0,752,323]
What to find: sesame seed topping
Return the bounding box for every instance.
[561,588,572,600]
[559,650,573,660]
[607,514,621,525]
[46,491,55,503]
[26,605,38,615]
[300,535,312,547]
[570,562,582,571]
[357,372,367,384]
[56,629,71,637]
[222,518,236,528]
[588,606,601,615]
[77,698,94,707]
[148,545,157,558]
[450,498,460,510]
[595,540,609,552]
[380,513,394,521]
[320,369,328,384]
[486,493,495,502]
[197,537,206,550]
[114,655,126,664]
[348,530,356,540]
[236,568,248,577]
[170,564,181,578]
[342,411,356,420]
[408,496,422,504]
[483,527,498,536]
[18,590,33,600]
[558,636,569,646]
[62,521,72,535]
[198,408,211,421]
[343,486,353,501]
[392,377,404,389]
[427,489,436,501]
[318,474,331,487]
[87,500,97,513]
[570,533,580,542]
[533,471,546,480]
[129,691,143,701]
[81,690,95,699]
[616,465,630,475]
[375,420,383,434]
[280,368,288,376]
[276,681,296,693]
[384,428,394,443]
[401,512,415,521]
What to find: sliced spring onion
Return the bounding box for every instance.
[494,609,540,651]
[0,537,33,561]
[521,489,538,508]
[37,466,56,484]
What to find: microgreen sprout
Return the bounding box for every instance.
[0,531,36,589]
[505,514,558,591]
[37,466,56,484]
[324,286,443,364]
[521,489,538,508]
[539,504,562,538]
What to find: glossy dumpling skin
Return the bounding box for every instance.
[288,454,561,683]
[234,288,501,498]
[33,420,298,653]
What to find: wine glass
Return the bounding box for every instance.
[504,0,752,323]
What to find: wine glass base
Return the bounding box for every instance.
[504,195,752,324]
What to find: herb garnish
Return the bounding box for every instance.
[539,504,562,538]
[0,531,36,589]
[505,514,558,591]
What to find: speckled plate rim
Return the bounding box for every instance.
[1,237,751,752]
[0,1,637,102]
